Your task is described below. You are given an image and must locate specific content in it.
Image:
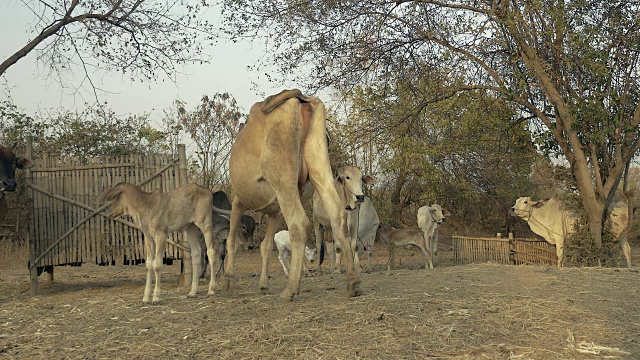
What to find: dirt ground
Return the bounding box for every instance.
[1,246,639,360]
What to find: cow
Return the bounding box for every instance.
[315,192,379,273]
[219,89,362,300]
[312,166,375,274]
[100,182,216,304]
[510,196,632,268]
[417,204,450,268]
[0,145,34,223]
[273,230,317,276]
[198,190,256,279]
[377,225,432,270]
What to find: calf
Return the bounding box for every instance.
[377,225,432,270]
[417,204,450,268]
[100,182,216,304]
[198,190,256,278]
[0,145,34,223]
[274,230,317,276]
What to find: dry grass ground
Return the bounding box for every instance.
[1,243,639,359]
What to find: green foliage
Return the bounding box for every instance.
[0,101,171,159]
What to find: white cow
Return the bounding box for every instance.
[313,166,375,274]
[274,230,317,275]
[417,204,450,268]
[510,197,632,268]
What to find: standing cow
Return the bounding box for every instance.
[220,89,361,300]
[313,166,375,274]
[510,196,631,268]
[417,203,450,268]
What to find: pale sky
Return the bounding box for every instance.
[0,1,290,126]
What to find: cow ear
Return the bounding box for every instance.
[362,175,375,184]
[16,157,34,170]
[532,201,545,208]
[337,175,344,184]
[443,209,451,217]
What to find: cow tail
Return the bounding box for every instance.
[319,239,325,265]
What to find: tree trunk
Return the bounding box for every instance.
[572,155,604,247]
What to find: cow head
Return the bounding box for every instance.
[429,204,451,224]
[304,245,317,264]
[0,145,34,193]
[509,196,545,220]
[239,215,257,248]
[337,166,375,210]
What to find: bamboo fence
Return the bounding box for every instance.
[27,143,188,274]
[452,233,557,266]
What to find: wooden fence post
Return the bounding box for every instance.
[177,144,192,287]
[508,232,515,264]
[26,137,39,295]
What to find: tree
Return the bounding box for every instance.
[221,0,640,248]
[176,93,243,190]
[1,0,216,86]
[0,101,171,159]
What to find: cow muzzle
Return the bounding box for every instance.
[355,195,365,203]
[1,179,17,192]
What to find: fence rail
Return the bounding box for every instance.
[452,234,557,266]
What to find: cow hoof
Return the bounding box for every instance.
[260,286,269,295]
[208,290,215,296]
[347,278,362,297]
[151,299,161,305]
[222,274,234,292]
[186,293,197,299]
[279,288,296,301]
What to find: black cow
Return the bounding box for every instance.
[199,190,256,278]
[0,145,34,223]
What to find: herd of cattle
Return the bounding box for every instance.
[0,90,634,303]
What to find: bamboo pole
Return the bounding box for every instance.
[26,137,39,295]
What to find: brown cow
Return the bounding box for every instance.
[0,145,34,223]
[221,89,361,300]
[377,225,433,271]
[100,183,215,304]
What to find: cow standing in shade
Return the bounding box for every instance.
[510,196,631,268]
[417,204,450,268]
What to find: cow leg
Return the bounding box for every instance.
[222,196,247,293]
[334,241,342,274]
[142,232,156,303]
[184,225,203,298]
[259,212,283,293]
[556,241,565,267]
[313,219,324,274]
[278,249,289,276]
[387,245,396,271]
[426,235,434,269]
[151,230,168,304]
[272,191,309,300]
[326,237,336,274]
[621,239,632,268]
[303,99,361,296]
[432,228,439,268]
